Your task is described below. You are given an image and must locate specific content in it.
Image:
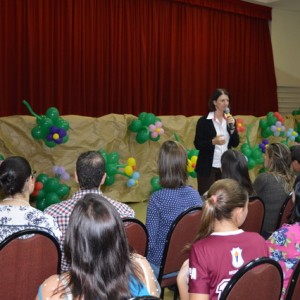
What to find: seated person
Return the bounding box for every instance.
[0,156,61,241]
[36,194,160,299]
[177,179,268,300]
[266,176,300,300]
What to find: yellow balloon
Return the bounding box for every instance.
[53,133,59,140]
[191,156,198,164]
[187,165,194,173]
[124,166,133,176]
[127,157,136,166]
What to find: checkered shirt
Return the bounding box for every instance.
[44,189,135,272]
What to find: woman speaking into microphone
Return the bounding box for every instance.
[194,88,240,196]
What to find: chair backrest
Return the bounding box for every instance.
[0,229,61,300]
[285,260,300,300]
[220,257,283,300]
[122,217,149,257]
[276,193,293,230]
[129,297,161,300]
[239,196,265,234]
[157,206,202,288]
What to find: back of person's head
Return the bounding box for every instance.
[195,179,248,240]
[289,176,300,224]
[221,150,254,195]
[0,156,32,196]
[64,193,133,300]
[291,145,300,163]
[76,151,106,189]
[158,141,188,189]
[265,143,294,192]
[208,88,230,111]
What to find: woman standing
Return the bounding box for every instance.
[194,88,239,196]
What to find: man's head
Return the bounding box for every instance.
[75,151,106,189]
[291,145,300,173]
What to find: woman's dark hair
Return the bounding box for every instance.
[289,176,300,224]
[208,88,230,112]
[61,194,139,300]
[194,179,248,241]
[0,156,32,196]
[158,141,188,189]
[265,143,295,193]
[221,150,254,195]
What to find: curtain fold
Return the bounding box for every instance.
[0,0,277,117]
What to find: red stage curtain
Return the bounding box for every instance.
[0,0,277,117]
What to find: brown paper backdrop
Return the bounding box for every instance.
[0,114,298,203]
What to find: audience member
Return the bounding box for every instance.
[221,149,255,196]
[45,151,135,272]
[266,176,300,300]
[0,156,61,241]
[291,145,300,177]
[194,88,239,196]
[177,179,268,300]
[146,141,203,277]
[253,143,295,238]
[37,194,159,300]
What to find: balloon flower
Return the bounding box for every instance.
[258,139,269,153]
[150,176,161,193]
[236,118,246,133]
[98,149,140,187]
[23,100,69,148]
[270,121,285,137]
[129,112,164,144]
[187,149,199,178]
[259,112,283,138]
[31,172,71,211]
[241,125,264,170]
[285,128,299,143]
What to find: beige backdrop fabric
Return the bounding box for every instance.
[0,114,298,203]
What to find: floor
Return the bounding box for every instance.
[128,201,177,300]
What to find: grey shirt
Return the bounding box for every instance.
[253,172,290,233]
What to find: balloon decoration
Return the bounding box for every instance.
[292,107,300,115]
[285,128,299,143]
[259,112,284,138]
[32,166,71,211]
[296,123,300,143]
[98,149,140,187]
[129,112,164,144]
[23,100,69,148]
[258,139,269,153]
[150,176,161,192]
[241,125,264,170]
[236,118,246,133]
[187,149,199,178]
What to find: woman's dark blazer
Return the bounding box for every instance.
[194,115,239,177]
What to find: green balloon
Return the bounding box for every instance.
[247,158,256,170]
[149,135,160,142]
[45,192,61,206]
[31,126,44,140]
[267,115,277,126]
[62,135,69,144]
[151,176,161,192]
[295,136,300,143]
[56,184,70,197]
[256,156,264,165]
[106,163,118,176]
[44,140,57,148]
[189,171,197,178]
[105,174,115,186]
[37,115,48,126]
[259,119,268,129]
[129,119,142,132]
[136,129,149,144]
[108,152,120,164]
[46,107,60,121]
[55,118,70,131]
[0,154,4,160]
[241,144,252,157]
[36,198,48,211]
[138,112,148,122]
[41,117,54,130]
[144,113,156,126]
[99,149,108,162]
[252,149,262,160]
[36,190,46,202]
[188,149,199,158]
[36,173,49,184]
[44,178,60,193]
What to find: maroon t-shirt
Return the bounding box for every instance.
[189,230,268,300]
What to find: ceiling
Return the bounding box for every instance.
[242,0,300,12]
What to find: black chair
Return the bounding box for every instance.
[285,260,300,300]
[157,206,202,300]
[220,257,283,300]
[240,196,265,234]
[0,229,61,300]
[276,193,293,230]
[123,217,149,257]
[129,296,161,300]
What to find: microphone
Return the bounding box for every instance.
[224,107,235,131]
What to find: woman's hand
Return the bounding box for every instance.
[212,135,226,145]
